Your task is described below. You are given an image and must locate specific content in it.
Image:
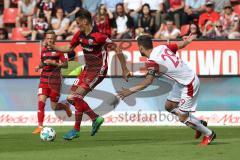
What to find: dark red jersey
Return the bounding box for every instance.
[39,47,68,90]
[70,26,112,72]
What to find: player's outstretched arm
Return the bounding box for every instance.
[44,60,68,68]
[117,74,155,99]
[52,44,74,53]
[45,43,74,53]
[114,44,132,81]
[177,34,197,49]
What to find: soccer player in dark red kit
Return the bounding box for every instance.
[47,9,131,140]
[33,30,72,134]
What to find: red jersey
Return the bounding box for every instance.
[39,48,68,89]
[199,11,220,31]
[70,26,112,72]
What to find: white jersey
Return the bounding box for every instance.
[147,44,195,85]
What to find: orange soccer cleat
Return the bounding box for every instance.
[200,131,216,146]
[32,126,43,134]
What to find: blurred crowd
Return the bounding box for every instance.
[0,0,239,41]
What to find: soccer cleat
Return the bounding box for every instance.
[64,103,72,117]
[63,129,80,140]
[200,131,216,146]
[32,126,43,134]
[91,117,104,136]
[195,120,208,139]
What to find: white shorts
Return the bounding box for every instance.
[167,75,200,112]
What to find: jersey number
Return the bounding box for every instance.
[161,49,179,68]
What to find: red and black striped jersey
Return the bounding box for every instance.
[70,26,112,71]
[39,48,68,89]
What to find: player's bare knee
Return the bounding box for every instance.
[38,96,46,103]
[67,95,74,105]
[165,100,178,112]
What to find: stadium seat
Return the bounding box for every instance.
[3,8,18,24]
[234,5,240,15]
[11,27,28,40]
[180,24,190,36]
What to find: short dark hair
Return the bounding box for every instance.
[75,9,92,23]
[45,30,56,37]
[137,35,153,50]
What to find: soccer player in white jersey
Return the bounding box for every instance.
[117,35,216,146]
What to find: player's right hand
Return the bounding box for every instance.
[35,66,40,72]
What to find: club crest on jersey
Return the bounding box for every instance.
[88,39,94,45]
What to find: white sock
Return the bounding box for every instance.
[184,114,212,136]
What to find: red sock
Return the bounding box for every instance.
[38,101,45,126]
[82,101,98,120]
[74,110,82,131]
[73,97,98,130]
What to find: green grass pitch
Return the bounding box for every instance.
[0,126,239,160]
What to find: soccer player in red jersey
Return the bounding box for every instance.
[47,9,131,140]
[32,30,72,134]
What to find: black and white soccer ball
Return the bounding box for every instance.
[40,127,56,141]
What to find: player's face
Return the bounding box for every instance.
[76,17,88,32]
[45,34,55,45]
[139,45,146,57]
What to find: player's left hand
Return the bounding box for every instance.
[122,69,132,82]
[117,88,133,100]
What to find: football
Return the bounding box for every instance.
[40,127,56,141]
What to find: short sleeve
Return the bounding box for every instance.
[146,60,159,76]
[70,31,81,48]
[166,43,178,53]
[94,33,112,45]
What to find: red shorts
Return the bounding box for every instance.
[38,87,60,102]
[71,66,108,91]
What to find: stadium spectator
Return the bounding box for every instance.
[4,0,19,8]
[182,23,202,39]
[0,27,8,40]
[202,21,228,39]
[124,0,142,27]
[36,0,55,23]
[22,13,49,40]
[93,4,112,37]
[167,0,185,28]
[0,3,2,28]
[51,8,70,40]
[100,0,123,13]
[135,3,155,37]
[111,3,134,39]
[56,0,81,22]
[66,20,79,40]
[198,1,220,32]
[183,0,206,24]
[82,0,101,16]
[154,18,180,39]
[211,0,230,13]
[141,0,165,30]
[220,2,240,39]
[16,0,37,30]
